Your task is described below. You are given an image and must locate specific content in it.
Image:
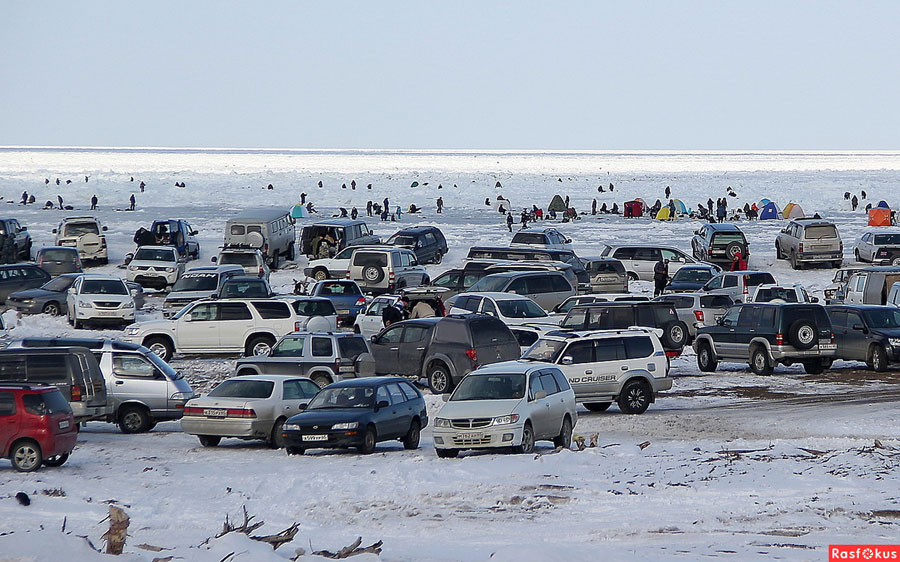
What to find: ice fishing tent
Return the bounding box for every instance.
[672,199,687,215]
[759,202,781,220]
[782,203,805,219]
[655,207,674,221]
[759,198,771,207]
[493,199,513,213]
[869,208,892,226]
[878,200,890,209]
[623,200,644,217]
[291,204,307,219]
[548,195,568,213]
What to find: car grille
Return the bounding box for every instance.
[450,418,492,429]
[133,266,151,271]
[94,301,121,309]
[453,436,492,446]
[166,298,193,307]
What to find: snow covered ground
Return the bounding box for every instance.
[1,149,900,561]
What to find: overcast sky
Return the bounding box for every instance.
[1,1,898,150]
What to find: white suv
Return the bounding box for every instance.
[53,216,109,264]
[66,275,136,328]
[214,248,270,281]
[304,246,357,281]
[123,299,300,361]
[127,246,185,290]
[522,328,671,414]
[750,284,817,304]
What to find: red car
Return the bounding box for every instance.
[1,384,78,472]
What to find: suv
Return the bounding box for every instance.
[466,271,575,310]
[0,218,32,261]
[307,280,367,324]
[429,267,489,300]
[213,248,270,281]
[580,257,628,294]
[560,302,689,356]
[700,271,777,303]
[693,303,836,375]
[0,384,77,472]
[510,228,572,250]
[750,284,818,304]
[66,275,136,328]
[347,246,429,294]
[691,223,750,266]
[522,329,671,414]
[216,276,274,299]
[653,293,733,340]
[235,332,375,386]
[827,305,900,371]
[448,292,552,325]
[600,244,700,281]
[35,246,82,276]
[163,265,245,317]
[353,288,449,337]
[368,315,521,394]
[304,246,357,281]
[123,298,300,361]
[0,264,51,304]
[853,230,900,265]
[127,246,185,289]
[465,247,590,291]
[825,267,865,304]
[53,216,109,264]
[300,219,380,258]
[386,226,448,264]
[224,209,296,267]
[775,218,843,269]
[145,219,200,258]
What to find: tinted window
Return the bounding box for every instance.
[402,325,429,343]
[353,252,388,267]
[613,248,635,259]
[26,354,69,382]
[550,370,570,391]
[209,379,274,398]
[549,275,572,292]
[311,337,334,357]
[529,373,544,399]
[782,307,831,329]
[595,339,626,361]
[700,295,733,309]
[470,318,515,346]
[337,336,369,359]
[82,279,128,295]
[564,341,593,364]
[23,391,71,415]
[828,309,847,328]
[804,225,838,239]
[282,380,307,400]
[221,281,269,298]
[633,248,661,261]
[539,373,560,395]
[378,325,403,344]
[624,336,654,359]
[376,385,392,405]
[561,307,588,329]
[745,273,776,287]
[220,302,252,320]
[433,320,472,345]
[511,329,539,347]
[723,276,738,288]
[399,381,421,401]
[738,306,761,327]
[460,296,482,312]
[318,282,362,296]
[271,337,304,357]
[230,225,245,235]
[253,301,292,319]
[0,357,26,380]
[433,271,460,288]
[0,392,14,416]
[293,299,337,317]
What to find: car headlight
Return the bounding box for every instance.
[889,338,900,348]
[332,422,358,430]
[164,267,175,273]
[170,392,193,400]
[434,418,451,428]
[20,298,34,304]
[123,301,135,309]
[128,265,138,271]
[78,301,92,308]
[125,327,140,336]
[283,423,301,431]
[491,414,520,426]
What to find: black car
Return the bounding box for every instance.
[691,223,750,266]
[827,305,900,371]
[281,376,427,454]
[0,218,32,261]
[386,226,448,265]
[215,276,274,299]
[559,302,689,355]
[0,264,51,304]
[664,265,719,293]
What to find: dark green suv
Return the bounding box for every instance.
[559,302,689,356]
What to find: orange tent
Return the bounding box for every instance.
[869,208,892,226]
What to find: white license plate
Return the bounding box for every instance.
[337,309,350,314]
[303,434,328,442]
[818,343,837,350]
[97,311,117,316]
[203,408,226,418]
[457,432,483,440]
[58,420,70,429]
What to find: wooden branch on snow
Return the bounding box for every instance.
[251,523,300,550]
[100,505,129,555]
[312,537,384,559]
[216,505,264,538]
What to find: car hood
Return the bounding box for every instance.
[871,328,900,338]
[436,398,524,420]
[9,288,59,300]
[165,290,216,301]
[287,408,370,425]
[130,260,178,268]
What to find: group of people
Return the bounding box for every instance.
[381,296,438,326]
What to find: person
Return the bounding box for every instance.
[338,207,348,218]
[535,207,543,220]
[410,299,435,319]
[844,192,851,200]
[485,197,491,206]
[520,210,528,229]
[665,186,671,199]
[317,232,336,258]
[408,204,419,214]
[862,190,867,200]
[653,258,669,297]
[592,199,597,215]
[129,194,136,211]
[341,183,347,190]
[267,184,274,190]
[317,180,323,188]
[350,207,359,220]
[598,184,605,193]
[57,195,64,209]
[351,180,356,190]
[600,202,608,213]
[716,201,727,223]
[91,195,98,210]
[396,205,402,219]
[730,250,747,271]
[85,175,89,183]
[44,178,49,184]
[610,203,619,214]
[506,212,514,232]
[306,202,317,213]
[851,195,859,211]
[383,197,389,211]
[2,231,16,264]
[300,192,307,205]
[21,191,28,205]
[55,178,60,185]
[27,195,35,204]
[548,208,558,220]
[382,300,404,327]
[367,200,373,217]
[140,181,146,192]
[564,195,570,208]
[436,197,443,213]
[609,182,614,191]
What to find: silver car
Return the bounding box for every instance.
[466,271,575,311]
[775,219,844,270]
[700,271,776,303]
[653,293,733,339]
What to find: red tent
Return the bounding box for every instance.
[869,208,892,226]
[624,200,643,218]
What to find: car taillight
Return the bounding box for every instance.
[830,332,835,344]
[258,267,264,277]
[226,408,256,418]
[798,242,804,253]
[465,348,478,364]
[71,385,83,401]
[101,238,107,248]
[693,310,704,322]
[775,333,784,345]
[438,300,446,316]
[356,297,366,307]
[183,406,203,416]
[294,321,302,331]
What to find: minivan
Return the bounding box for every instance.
[701,271,777,303]
[844,266,900,305]
[300,219,380,258]
[465,246,589,291]
[224,209,296,267]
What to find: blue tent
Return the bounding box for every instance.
[290,204,307,218]
[671,199,688,214]
[759,201,781,220]
[877,200,890,209]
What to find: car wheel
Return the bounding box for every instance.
[353,325,361,334]
[436,448,459,458]
[788,320,817,350]
[434,252,443,264]
[854,249,861,262]
[775,243,783,259]
[311,373,332,388]
[583,402,611,412]
[144,337,174,361]
[42,302,61,316]
[245,335,275,357]
[43,453,69,467]
[868,344,889,372]
[513,423,535,454]
[286,446,305,455]
[402,421,421,450]
[662,321,688,349]
[725,242,743,260]
[617,379,651,414]
[749,346,774,376]
[553,416,573,449]
[10,440,42,472]
[287,243,296,262]
[427,363,453,394]
[198,435,221,447]
[269,418,286,449]
[313,268,328,281]
[790,251,802,270]
[363,265,385,283]
[803,359,825,374]
[118,406,152,434]
[358,427,377,454]
[697,342,718,372]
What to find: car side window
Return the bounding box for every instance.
[737,306,760,327]
[311,337,334,357]
[0,392,14,416]
[527,275,553,294]
[613,248,635,260]
[561,307,587,329]
[252,301,292,319]
[539,373,560,395]
[376,385,392,405]
[723,276,738,289]
[529,373,544,400]
[220,302,252,320]
[398,381,420,401]
[846,312,864,328]
[462,296,482,312]
[563,341,593,364]
[434,272,460,288]
[829,310,847,328]
[722,307,740,327]
[283,380,306,400]
[188,303,219,321]
[705,276,723,290]
[624,336,654,359]
[508,279,528,294]
[401,325,428,343]
[550,370,570,391]
[378,325,404,344]
[462,273,482,288]
[634,248,660,261]
[112,355,157,378]
[299,380,320,397]
[386,383,407,404]
[595,339,627,361]
[482,298,497,316]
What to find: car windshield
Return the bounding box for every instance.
[308,386,374,409]
[42,276,76,292]
[135,248,176,262]
[805,225,838,239]
[172,273,218,292]
[755,288,799,302]
[522,339,566,362]
[270,337,305,357]
[63,222,100,236]
[208,379,274,399]
[221,281,268,298]
[146,352,182,379]
[387,234,416,246]
[745,273,776,287]
[468,276,511,293]
[219,253,258,267]
[672,268,714,283]
[82,279,127,295]
[556,299,581,314]
[497,299,547,318]
[874,234,900,245]
[864,309,900,329]
[39,249,77,262]
[293,300,335,316]
[451,374,526,401]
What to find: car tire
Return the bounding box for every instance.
[661,321,688,349]
[788,320,817,350]
[10,440,42,472]
[553,416,573,449]
[749,346,774,376]
[402,421,421,450]
[363,266,384,284]
[42,302,61,316]
[427,362,453,394]
[513,422,535,454]
[287,242,296,262]
[118,406,152,434]
[434,252,443,264]
[269,418,286,449]
[868,344,889,372]
[313,268,328,281]
[790,251,803,270]
[353,325,361,334]
[697,342,718,372]
[43,453,69,467]
[854,249,861,262]
[311,373,332,388]
[775,243,783,259]
[436,448,459,458]
[198,435,221,447]
[583,402,611,412]
[245,335,276,357]
[144,337,174,362]
[803,359,825,374]
[358,426,377,454]
[286,446,305,455]
[617,379,651,414]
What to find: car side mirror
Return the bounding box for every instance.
[52,228,57,234]
[716,317,724,326]
[298,403,308,410]
[565,238,572,244]
[102,226,108,231]
[561,356,573,365]
[811,297,819,303]
[375,400,390,410]
[210,256,218,263]
[534,390,547,400]
[20,226,26,231]
[441,393,451,402]
[185,313,196,321]
[191,231,198,236]
[67,288,76,295]
[852,323,866,332]
[370,335,378,343]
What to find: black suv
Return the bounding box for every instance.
[693,303,836,375]
[559,302,689,355]
[385,226,448,265]
[826,305,900,371]
[691,223,749,266]
[368,315,521,394]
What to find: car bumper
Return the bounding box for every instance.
[181,417,271,439]
[129,273,178,288]
[74,310,135,323]
[770,344,837,360]
[797,252,842,263]
[433,424,524,450]
[649,376,673,393]
[45,430,78,458]
[282,429,365,449]
[7,300,45,314]
[71,404,108,423]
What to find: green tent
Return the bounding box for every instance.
[548,194,568,212]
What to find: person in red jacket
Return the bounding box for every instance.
[730,250,747,271]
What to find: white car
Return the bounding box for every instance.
[53,216,109,264]
[508,323,563,353]
[448,292,551,326]
[123,298,300,361]
[433,361,577,457]
[303,246,356,281]
[509,228,572,250]
[213,248,270,281]
[66,274,136,329]
[853,230,900,264]
[279,297,340,332]
[749,284,818,304]
[127,246,185,290]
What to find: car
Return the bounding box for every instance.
[368,315,521,394]
[213,248,270,281]
[522,328,671,414]
[304,246,357,281]
[824,267,864,304]
[126,245,185,290]
[299,219,381,259]
[34,246,82,276]
[163,265,245,317]
[353,288,449,338]
[750,284,818,304]
[123,298,300,361]
[181,375,320,448]
[428,267,490,300]
[465,246,590,291]
[53,216,108,264]
[0,218,32,261]
[8,338,195,433]
[509,227,572,250]
[580,257,629,294]
[281,376,427,455]
[508,323,562,352]
[693,303,836,375]
[464,271,575,311]
[347,246,429,295]
[0,384,77,472]
[700,271,777,303]
[448,292,552,326]
[216,276,274,299]
[224,209,296,267]
[559,301,689,356]
[827,305,900,371]
[385,225,448,264]
[551,294,649,316]
[145,219,200,258]
[277,296,340,332]
[663,264,719,293]
[432,362,576,456]
[853,229,900,264]
[775,218,844,270]
[0,264,52,304]
[600,244,701,282]
[7,273,82,316]
[235,332,375,386]
[691,223,750,267]
[66,274,136,329]
[482,261,581,295]
[889,282,900,308]
[653,293,733,340]
[306,280,367,325]
[843,266,900,305]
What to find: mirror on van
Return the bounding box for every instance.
[190,230,198,236]
[210,256,218,263]
[102,226,108,231]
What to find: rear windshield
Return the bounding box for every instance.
[755,287,799,303]
[221,281,268,298]
[804,225,838,239]
[219,253,258,267]
[64,222,99,236]
[782,307,831,329]
[353,252,388,267]
[337,336,369,359]
[82,279,127,295]
[318,282,362,296]
[134,248,176,262]
[700,295,733,308]
[39,249,78,261]
[710,233,746,245]
[208,379,274,399]
[745,273,776,287]
[673,268,714,283]
[172,273,218,292]
[23,391,72,415]
[587,261,624,274]
[293,299,336,317]
[386,234,416,246]
[511,233,548,245]
[874,234,900,245]
[433,320,473,345]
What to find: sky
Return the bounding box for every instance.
[1,1,898,150]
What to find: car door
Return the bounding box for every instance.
[538,371,565,438]
[385,382,411,436]
[176,302,220,351]
[844,310,869,359]
[398,324,431,377]
[372,384,395,438]
[734,306,761,360]
[0,392,18,454]
[370,325,404,374]
[556,339,598,397]
[329,247,356,277]
[357,297,390,336]
[828,309,850,358]
[632,248,661,281]
[216,302,254,352]
[280,379,313,418]
[109,352,165,413]
[713,306,742,357]
[527,372,553,438]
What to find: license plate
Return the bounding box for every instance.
[337,309,350,314]
[303,434,328,441]
[457,432,483,440]
[818,343,837,350]
[58,420,70,429]
[98,311,117,316]
[203,408,226,418]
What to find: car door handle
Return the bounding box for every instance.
[584,370,593,375]
[620,366,628,371]
[115,380,124,385]
[416,347,425,351]
[390,347,399,351]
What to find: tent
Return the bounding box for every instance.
[290,204,307,219]
[672,199,687,215]
[869,208,892,227]
[548,195,568,213]
[493,199,513,213]
[623,200,644,218]
[759,202,781,220]
[655,207,673,221]
[782,203,805,219]
[878,200,890,209]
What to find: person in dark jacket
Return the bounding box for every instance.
[350,207,359,220]
[653,259,669,297]
[129,194,136,211]
[90,195,98,210]
[140,181,146,192]
[366,200,373,217]
[707,198,714,217]
[665,186,671,199]
[437,197,443,213]
[520,210,529,229]
[851,195,859,211]
[21,191,28,205]
[57,195,64,209]
[506,212,514,232]
[591,199,597,215]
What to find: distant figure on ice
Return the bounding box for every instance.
[91,195,98,210]
[851,195,859,211]
[55,178,60,185]
[139,181,145,192]
[366,201,373,216]
[57,195,64,209]
[861,190,867,200]
[520,210,529,229]
[44,178,49,184]
[21,191,28,205]
[339,207,348,218]
[598,184,605,193]
[506,212,513,232]
[267,184,274,190]
[436,197,443,213]
[300,192,307,204]
[665,186,671,199]
[129,194,136,211]
[350,207,358,220]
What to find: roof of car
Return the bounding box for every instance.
[392,225,440,234]
[230,374,315,382]
[308,218,369,227]
[792,219,836,227]
[462,291,543,301]
[227,209,291,222]
[328,376,411,388]
[0,383,58,392]
[573,301,667,308]
[37,246,79,252]
[282,331,365,337]
[465,360,550,375]
[678,264,718,270]
[825,304,895,310]
[60,216,100,222]
[541,328,660,340]
[13,337,144,352]
[516,227,561,234]
[224,276,269,282]
[705,223,744,232]
[135,245,178,252]
[718,270,771,276]
[79,273,127,281]
[478,271,565,280]
[865,228,900,234]
[184,265,244,273]
[219,247,263,254]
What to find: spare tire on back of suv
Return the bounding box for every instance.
[363,265,384,283]
[725,241,745,260]
[660,320,688,349]
[788,319,817,350]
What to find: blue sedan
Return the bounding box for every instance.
[665,265,719,293]
[281,377,427,454]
